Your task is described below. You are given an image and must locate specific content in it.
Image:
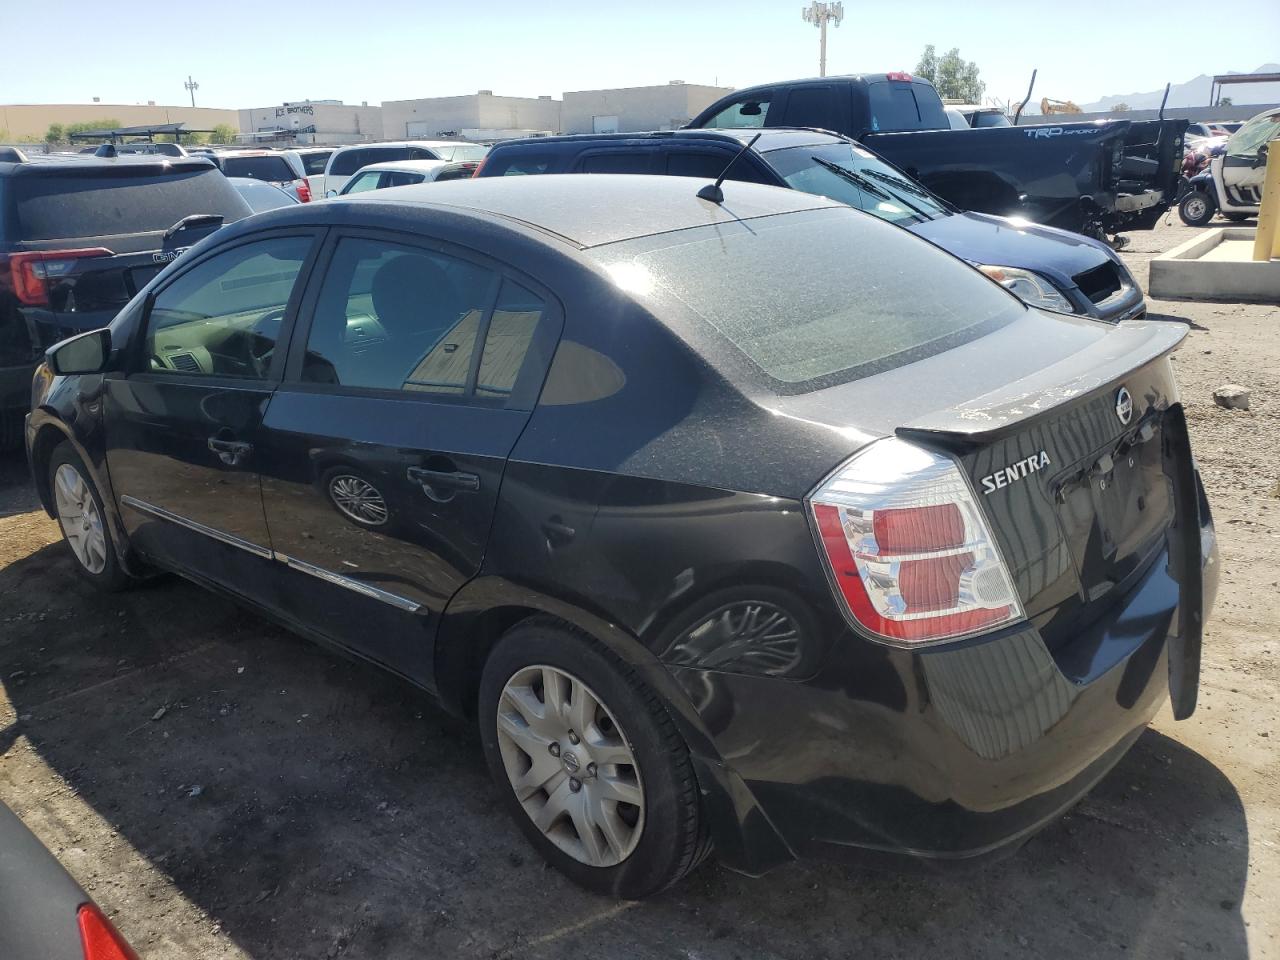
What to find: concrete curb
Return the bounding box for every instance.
[1149,227,1280,302]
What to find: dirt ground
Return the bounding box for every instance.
[1,213,1277,960]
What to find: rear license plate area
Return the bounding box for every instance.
[1052,416,1173,595]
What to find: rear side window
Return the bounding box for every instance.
[600,210,1021,389]
[866,81,947,132]
[971,111,1010,128]
[300,151,332,175]
[485,153,556,176]
[579,152,653,174]
[12,167,247,241]
[220,155,297,182]
[701,95,773,128]
[382,171,426,187]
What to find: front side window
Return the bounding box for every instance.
[144,236,312,378]
[1227,111,1280,159]
[702,95,773,129]
[330,150,369,176]
[300,237,497,396]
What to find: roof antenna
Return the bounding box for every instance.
[697,132,763,203]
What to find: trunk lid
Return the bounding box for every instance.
[775,316,1189,643]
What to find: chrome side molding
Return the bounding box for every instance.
[120,495,273,559]
[271,552,422,613]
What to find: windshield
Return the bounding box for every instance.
[763,143,951,225]
[1227,111,1280,159]
[435,144,489,162]
[595,208,1021,390]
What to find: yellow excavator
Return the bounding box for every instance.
[1040,97,1082,115]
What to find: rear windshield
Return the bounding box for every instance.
[13,167,248,241]
[596,209,1022,390]
[866,81,948,132]
[300,151,332,175]
[220,155,296,182]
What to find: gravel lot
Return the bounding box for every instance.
[1,213,1277,960]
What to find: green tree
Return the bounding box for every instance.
[210,123,236,145]
[1110,102,1130,112]
[64,118,122,137]
[45,123,65,143]
[915,45,985,102]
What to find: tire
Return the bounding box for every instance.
[478,618,709,899]
[1224,213,1253,222]
[1178,190,1217,227]
[47,442,133,591]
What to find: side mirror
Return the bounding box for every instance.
[48,328,111,376]
[1254,143,1269,169]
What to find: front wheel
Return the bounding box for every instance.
[1179,189,1217,227]
[478,619,709,898]
[48,442,133,591]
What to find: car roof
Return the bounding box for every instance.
[306,173,842,248]
[489,127,845,153]
[332,140,477,152]
[0,154,217,177]
[353,159,450,174]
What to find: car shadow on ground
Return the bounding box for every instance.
[0,537,1251,960]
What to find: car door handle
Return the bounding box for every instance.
[407,466,480,499]
[208,437,253,466]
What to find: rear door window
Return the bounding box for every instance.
[701,94,773,128]
[866,81,947,132]
[778,86,839,129]
[664,150,772,184]
[486,154,557,176]
[220,155,297,183]
[342,171,384,194]
[13,167,247,241]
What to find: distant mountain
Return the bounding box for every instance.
[1080,64,1280,112]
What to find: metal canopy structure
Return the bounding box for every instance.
[1209,72,1280,106]
[67,122,217,142]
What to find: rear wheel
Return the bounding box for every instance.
[1178,190,1217,227]
[48,442,132,591]
[478,619,708,898]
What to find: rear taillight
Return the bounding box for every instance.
[471,156,488,177]
[808,438,1024,646]
[295,178,312,203]
[77,903,139,960]
[886,71,914,82]
[7,248,114,306]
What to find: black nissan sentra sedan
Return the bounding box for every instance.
[25,175,1218,899]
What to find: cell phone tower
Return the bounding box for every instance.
[801,2,844,78]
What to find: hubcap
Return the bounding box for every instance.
[1187,198,1207,219]
[328,474,389,526]
[53,463,107,574]
[496,664,645,867]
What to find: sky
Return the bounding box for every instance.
[2,0,1278,110]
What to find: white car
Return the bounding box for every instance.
[320,140,488,196]
[284,147,335,200]
[333,158,481,196]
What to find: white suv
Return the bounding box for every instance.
[320,141,488,196]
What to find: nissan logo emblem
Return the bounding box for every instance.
[1115,386,1133,425]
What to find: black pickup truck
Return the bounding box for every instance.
[687,73,1188,241]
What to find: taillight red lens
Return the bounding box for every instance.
[471,156,488,177]
[77,903,139,960]
[886,71,914,82]
[7,248,114,306]
[809,438,1023,645]
[295,178,312,203]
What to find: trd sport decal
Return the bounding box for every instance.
[980,451,1051,494]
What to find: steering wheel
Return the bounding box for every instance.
[245,308,286,377]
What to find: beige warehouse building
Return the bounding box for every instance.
[381,91,562,141]
[0,103,237,140]
[237,101,384,144]
[561,81,733,134]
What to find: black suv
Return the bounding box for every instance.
[0,149,249,446]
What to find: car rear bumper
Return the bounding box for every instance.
[677,513,1219,875]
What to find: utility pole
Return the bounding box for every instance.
[801,2,844,78]
[184,75,199,108]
